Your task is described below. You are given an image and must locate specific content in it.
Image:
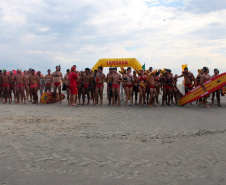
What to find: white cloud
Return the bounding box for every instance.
[0,0,225,77]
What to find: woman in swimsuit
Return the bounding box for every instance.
[123,67,134,106]
[138,69,147,106]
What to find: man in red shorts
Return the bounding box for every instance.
[112,68,122,106]
[28,69,39,104]
[52,66,63,103]
[69,66,79,106]
[160,69,174,106]
[0,69,11,104]
[94,66,106,106]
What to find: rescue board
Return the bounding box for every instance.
[178,72,226,105]
[222,85,226,96]
[40,92,65,104]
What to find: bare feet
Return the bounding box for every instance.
[205,104,210,108]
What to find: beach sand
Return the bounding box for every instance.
[0,90,226,185]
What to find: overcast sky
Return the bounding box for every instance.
[0,0,225,76]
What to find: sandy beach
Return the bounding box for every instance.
[0,91,226,185]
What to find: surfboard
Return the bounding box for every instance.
[40,92,65,104]
[222,85,226,96]
[178,72,226,106]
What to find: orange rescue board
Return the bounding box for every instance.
[178,72,226,106]
[40,92,65,104]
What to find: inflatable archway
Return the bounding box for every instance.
[92,58,143,71]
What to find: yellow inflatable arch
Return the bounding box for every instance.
[92,58,143,71]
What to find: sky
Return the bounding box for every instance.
[0,0,226,77]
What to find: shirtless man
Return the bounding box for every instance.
[52,66,63,103]
[9,71,16,102]
[200,67,211,108]
[172,74,179,104]
[82,68,92,106]
[123,67,134,106]
[90,70,95,104]
[73,65,81,105]
[146,67,153,104]
[211,69,221,107]
[37,71,44,96]
[63,69,71,104]
[45,69,52,92]
[132,71,140,105]
[1,69,11,104]
[138,69,147,106]
[15,69,27,104]
[107,68,113,105]
[0,70,2,101]
[24,70,30,100]
[147,71,158,107]
[28,68,33,102]
[28,69,39,104]
[161,69,174,106]
[92,70,98,104]
[196,69,203,105]
[95,66,106,106]
[177,67,195,94]
[154,71,161,104]
[112,68,122,106]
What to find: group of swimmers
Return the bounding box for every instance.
[0,65,222,108]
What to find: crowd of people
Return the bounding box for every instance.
[0,65,222,108]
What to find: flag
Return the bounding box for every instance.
[181,64,187,71]
[142,64,145,70]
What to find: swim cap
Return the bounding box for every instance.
[71,66,76,71]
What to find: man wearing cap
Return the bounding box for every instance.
[200,67,211,108]
[24,70,30,101]
[69,66,79,106]
[111,68,122,106]
[107,68,113,105]
[52,66,63,103]
[160,69,174,106]
[45,69,53,92]
[37,71,44,96]
[1,69,11,103]
[9,71,16,102]
[82,68,92,106]
[132,71,140,105]
[28,69,39,104]
[211,69,221,107]
[15,69,27,104]
[73,65,82,105]
[94,66,106,106]
[63,69,71,105]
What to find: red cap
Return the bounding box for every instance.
[71,66,76,71]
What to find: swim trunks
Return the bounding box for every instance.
[149,85,155,88]
[112,84,120,88]
[163,85,171,89]
[126,84,133,88]
[30,84,38,88]
[96,83,104,88]
[17,84,24,88]
[2,83,10,87]
[83,84,89,88]
[70,86,78,95]
[54,82,61,87]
